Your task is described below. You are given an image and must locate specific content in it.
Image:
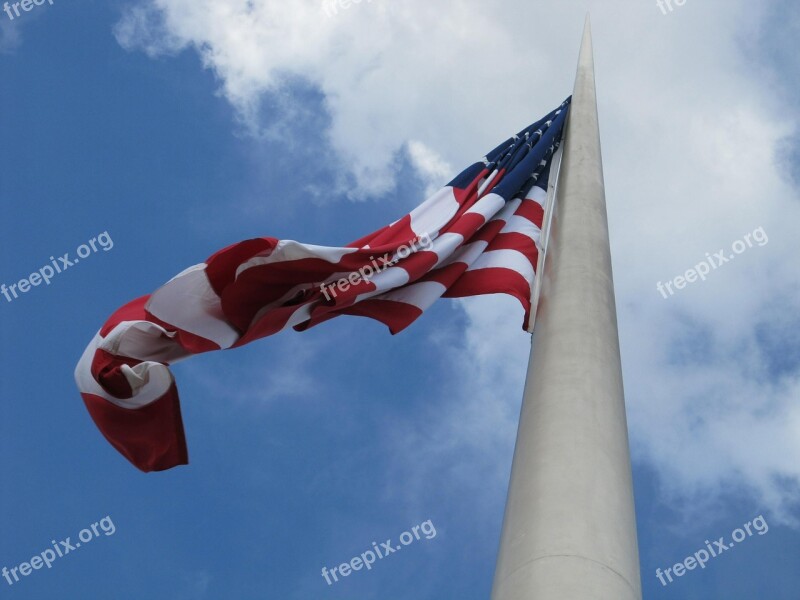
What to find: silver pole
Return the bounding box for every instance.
[491,16,642,600]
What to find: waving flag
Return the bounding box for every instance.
[75,98,570,472]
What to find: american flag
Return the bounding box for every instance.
[75,98,570,471]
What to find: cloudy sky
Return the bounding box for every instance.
[1,0,799,598]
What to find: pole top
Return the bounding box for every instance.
[577,14,595,80]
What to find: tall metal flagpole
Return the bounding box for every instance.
[490,17,642,600]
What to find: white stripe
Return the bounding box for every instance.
[375,280,448,311]
[466,249,535,283]
[351,264,416,303]
[501,215,543,247]
[465,192,505,221]
[236,241,357,277]
[359,265,411,293]
[478,169,500,196]
[422,194,510,270]
[435,239,489,270]
[485,196,521,225]
[408,186,460,238]
[430,232,464,268]
[74,332,175,410]
[526,184,547,206]
[146,264,240,350]
[97,321,188,363]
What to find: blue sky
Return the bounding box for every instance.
[1,1,799,598]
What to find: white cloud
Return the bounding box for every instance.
[406,141,453,197]
[114,3,187,58]
[0,15,22,53]
[114,0,800,524]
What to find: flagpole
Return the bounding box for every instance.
[490,16,642,600]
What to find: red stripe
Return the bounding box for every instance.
[350,214,417,249]
[483,232,540,269]
[514,198,544,228]
[233,304,306,346]
[444,267,531,311]
[339,299,424,334]
[81,386,188,472]
[445,212,489,241]
[99,295,150,337]
[143,310,222,354]
[205,238,278,296]
[90,349,142,399]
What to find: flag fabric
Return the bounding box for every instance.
[75,98,571,472]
